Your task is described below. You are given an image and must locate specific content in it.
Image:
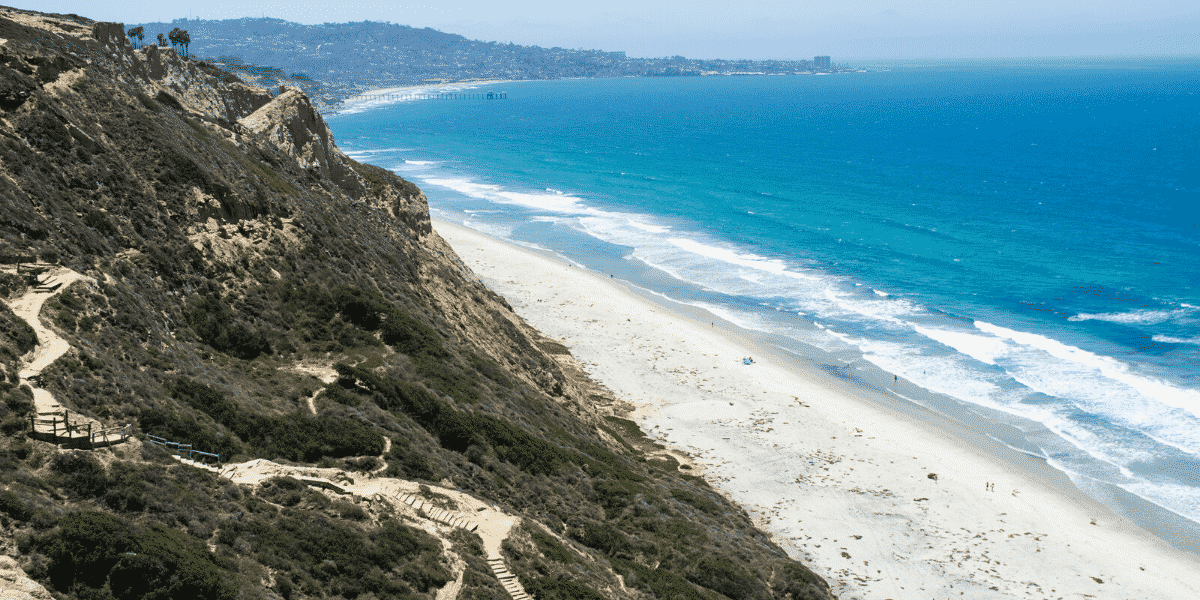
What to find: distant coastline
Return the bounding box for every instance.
[129,17,855,110]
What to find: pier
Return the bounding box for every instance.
[354,91,507,102]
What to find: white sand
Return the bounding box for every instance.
[432,218,1200,600]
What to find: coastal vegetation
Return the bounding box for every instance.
[0,7,831,600]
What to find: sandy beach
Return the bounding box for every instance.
[432,218,1200,600]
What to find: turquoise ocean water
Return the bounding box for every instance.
[328,63,1200,548]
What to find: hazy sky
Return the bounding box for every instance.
[23,0,1200,60]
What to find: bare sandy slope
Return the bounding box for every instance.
[433,218,1200,600]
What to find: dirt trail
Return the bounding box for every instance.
[0,267,97,598]
[286,363,338,415]
[3,267,117,442]
[217,458,529,600]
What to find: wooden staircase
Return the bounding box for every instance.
[486,556,530,600]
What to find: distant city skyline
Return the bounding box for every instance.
[17,0,1200,60]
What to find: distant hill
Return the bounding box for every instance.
[0,7,832,600]
[127,17,822,107]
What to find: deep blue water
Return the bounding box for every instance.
[328,65,1200,534]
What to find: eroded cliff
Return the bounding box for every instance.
[0,6,832,600]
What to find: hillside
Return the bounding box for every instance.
[124,18,824,108]
[0,6,832,600]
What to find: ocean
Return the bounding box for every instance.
[327,62,1200,548]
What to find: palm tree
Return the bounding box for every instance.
[168,28,191,58]
[126,26,144,49]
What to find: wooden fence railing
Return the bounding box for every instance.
[30,410,131,447]
[144,434,222,468]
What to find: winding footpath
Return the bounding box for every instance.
[3,267,120,444]
[1,268,531,600]
[1,266,95,600]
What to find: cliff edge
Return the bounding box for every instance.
[0,6,832,600]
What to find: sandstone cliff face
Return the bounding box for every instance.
[239,85,365,198]
[90,20,271,124]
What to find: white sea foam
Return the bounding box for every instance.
[1119,479,1200,524]
[628,221,669,233]
[421,177,605,215]
[343,147,412,159]
[1069,307,1196,324]
[684,300,766,331]
[853,337,1004,405]
[668,238,794,276]
[913,326,1009,365]
[1153,335,1200,345]
[975,321,1200,420]
[335,83,492,115]
[496,190,589,213]
[820,287,921,326]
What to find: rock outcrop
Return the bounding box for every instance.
[239,85,365,197]
[0,556,53,600]
[90,20,271,124]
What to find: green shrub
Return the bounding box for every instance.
[185,296,271,359]
[671,489,720,515]
[610,557,712,600]
[242,412,384,462]
[170,377,239,425]
[592,479,644,518]
[323,383,363,407]
[772,562,828,600]
[44,512,236,600]
[0,305,37,354]
[158,377,383,462]
[337,502,367,521]
[332,285,387,330]
[219,512,448,597]
[0,490,32,521]
[3,384,34,416]
[138,408,244,460]
[570,522,630,557]
[529,530,574,564]
[380,309,444,357]
[336,364,565,475]
[1,417,26,435]
[524,577,606,600]
[102,461,148,512]
[50,453,109,499]
[686,556,765,600]
[384,437,440,481]
[109,523,237,600]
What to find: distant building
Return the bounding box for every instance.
[814,56,831,70]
